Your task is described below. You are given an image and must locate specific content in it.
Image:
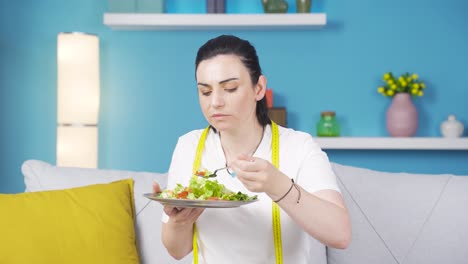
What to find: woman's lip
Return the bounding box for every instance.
[212,114,228,117]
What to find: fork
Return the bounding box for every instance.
[197,166,235,178]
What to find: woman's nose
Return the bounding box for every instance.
[211,91,225,107]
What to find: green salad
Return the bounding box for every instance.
[158,176,257,201]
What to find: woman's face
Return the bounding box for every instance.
[196,54,265,132]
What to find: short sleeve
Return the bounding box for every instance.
[295,137,341,194]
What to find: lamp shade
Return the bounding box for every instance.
[57,126,98,168]
[56,32,100,168]
[57,32,100,125]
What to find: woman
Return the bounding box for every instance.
[157,35,351,263]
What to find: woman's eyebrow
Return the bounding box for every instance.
[219,77,239,84]
[198,77,239,87]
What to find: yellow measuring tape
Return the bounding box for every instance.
[271,122,282,264]
[192,122,282,263]
[192,126,210,264]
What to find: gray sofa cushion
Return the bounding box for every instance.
[329,163,468,264]
[404,176,468,263]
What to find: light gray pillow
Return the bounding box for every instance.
[21,159,191,264]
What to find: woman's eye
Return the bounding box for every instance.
[226,87,238,93]
[201,91,212,96]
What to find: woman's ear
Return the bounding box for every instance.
[255,75,267,101]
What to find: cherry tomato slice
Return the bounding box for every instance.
[176,191,189,199]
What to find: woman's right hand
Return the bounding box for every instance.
[153,180,204,225]
[163,206,205,225]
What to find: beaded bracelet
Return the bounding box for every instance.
[274,179,301,203]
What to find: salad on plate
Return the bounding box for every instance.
[157,173,257,202]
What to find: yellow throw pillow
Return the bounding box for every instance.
[0,179,140,264]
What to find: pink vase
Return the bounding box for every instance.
[386,93,418,137]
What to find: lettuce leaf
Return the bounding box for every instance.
[159,176,257,201]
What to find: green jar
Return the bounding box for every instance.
[317,111,340,137]
[262,0,288,13]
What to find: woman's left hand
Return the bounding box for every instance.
[230,154,289,197]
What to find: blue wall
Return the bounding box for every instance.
[1,0,467,193]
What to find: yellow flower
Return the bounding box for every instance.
[377,72,426,98]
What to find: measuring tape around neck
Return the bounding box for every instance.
[270,122,282,264]
[192,126,210,264]
[192,122,282,263]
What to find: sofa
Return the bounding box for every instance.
[2,159,467,264]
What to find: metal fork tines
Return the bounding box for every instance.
[196,166,234,178]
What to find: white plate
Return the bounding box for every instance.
[143,193,258,208]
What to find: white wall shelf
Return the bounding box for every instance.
[103,13,327,30]
[314,137,468,150]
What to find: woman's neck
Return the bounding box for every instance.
[219,121,265,165]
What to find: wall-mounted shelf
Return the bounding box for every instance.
[103,13,327,30]
[314,137,468,150]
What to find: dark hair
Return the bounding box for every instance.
[195,35,271,127]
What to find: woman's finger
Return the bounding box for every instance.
[234,156,271,174]
[236,173,264,192]
[163,206,179,216]
[152,181,162,193]
[237,154,255,162]
[188,208,205,221]
[178,207,198,219]
[231,160,259,174]
[234,169,259,181]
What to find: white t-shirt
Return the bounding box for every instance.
[162,124,340,264]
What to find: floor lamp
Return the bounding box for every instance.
[56,32,100,168]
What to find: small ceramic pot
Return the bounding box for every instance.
[440,115,464,138]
